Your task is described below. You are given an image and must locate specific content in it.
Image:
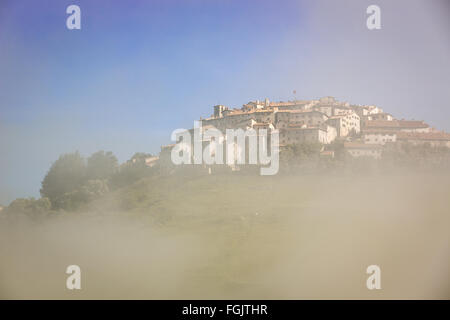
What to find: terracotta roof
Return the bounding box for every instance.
[269,100,309,107]
[362,129,398,134]
[397,132,450,141]
[398,120,428,128]
[276,110,327,116]
[364,120,399,128]
[226,109,273,116]
[364,120,429,129]
[371,112,393,117]
[161,144,175,150]
[331,105,352,109]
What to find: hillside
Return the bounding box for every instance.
[2,172,449,299]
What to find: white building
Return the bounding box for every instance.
[363,130,397,145]
[397,132,450,147]
[327,111,360,137]
[344,142,382,159]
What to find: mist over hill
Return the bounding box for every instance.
[1,162,449,299]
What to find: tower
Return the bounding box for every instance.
[214,105,228,118]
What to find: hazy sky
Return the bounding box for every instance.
[1,0,449,204]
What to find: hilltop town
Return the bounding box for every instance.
[154,96,450,167]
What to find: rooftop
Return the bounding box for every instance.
[364,120,429,129]
[397,132,450,141]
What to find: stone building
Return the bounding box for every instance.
[344,142,382,159]
[362,120,431,133]
[156,96,448,167]
[280,124,336,146]
[367,113,394,121]
[396,132,450,147]
[326,111,360,137]
[362,129,397,145]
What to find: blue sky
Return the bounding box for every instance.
[1,0,449,204]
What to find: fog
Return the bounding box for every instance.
[1,172,449,299]
[1,0,449,300]
[1,0,450,205]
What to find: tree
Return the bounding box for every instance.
[54,179,109,211]
[5,197,51,216]
[280,142,323,170]
[86,151,118,180]
[129,152,153,163]
[110,160,156,189]
[40,152,87,207]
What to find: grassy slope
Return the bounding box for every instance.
[81,172,450,298]
[2,172,449,299]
